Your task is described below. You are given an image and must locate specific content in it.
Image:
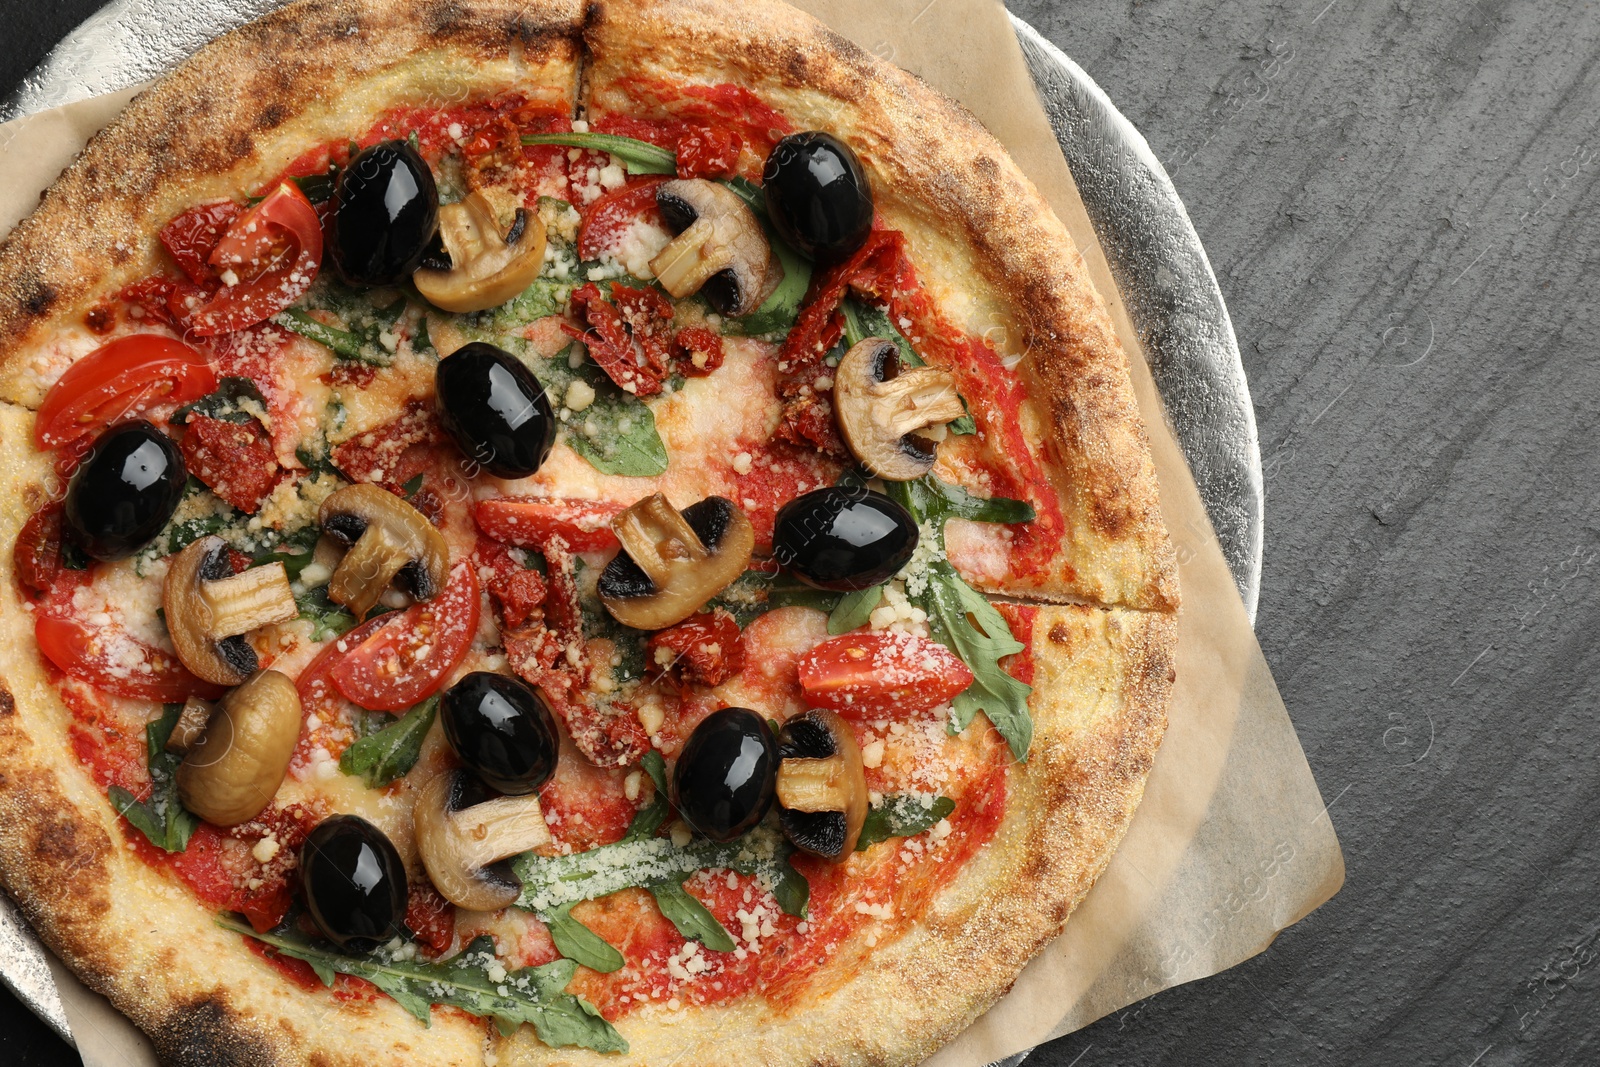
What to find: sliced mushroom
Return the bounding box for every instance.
[776,709,868,861]
[414,191,548,313]
[650,179,782,317]
[598,494,755,631]
[164,696,216,756]
[834,338,967,481]
[164,536,298,686]
[415,769,552,911]
[175,670,301,827]
[319,484,450,619]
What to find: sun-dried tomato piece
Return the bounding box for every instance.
[566,283,669,397]
[647,609,744,688]
[673,325,726,376]
[14,505,63,599]
[675,126,744,179]
[160,199,243,285]
[489,568,549,631]
[179,414,280,514]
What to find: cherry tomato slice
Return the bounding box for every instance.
[35,615,227,702]
[34,335,217,450]
[186,183,323,337]
[795,631,974,717]
[330,562,481,711]
[577,175,667,262]
[294,613,397,721]
[474,497,624,554]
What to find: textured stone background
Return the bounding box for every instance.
[3,1,1597,1064]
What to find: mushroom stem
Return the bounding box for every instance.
[777,756,852,812]
[872,368,968,437]
[164,697,216,756]
[201,563,298,638]
[328,523,414,617]
[612,494,711,588]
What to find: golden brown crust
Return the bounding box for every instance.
[0,1,1178,1064]
[581,0,1177,612]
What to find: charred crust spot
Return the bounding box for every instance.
[1047,622,1072,646]
[424,0,470,35]
[0,688,14,718]
[153,997,275,1067]
[256,102,288,131]
[21,279,57,317]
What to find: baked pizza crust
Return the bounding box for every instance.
[0,1,1180,1064]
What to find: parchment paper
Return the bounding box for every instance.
[0,3,1343,1065]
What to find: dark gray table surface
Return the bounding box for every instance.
[3,1,1596,1064]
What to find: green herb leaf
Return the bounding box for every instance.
[171,377,268,426]
[841,297,921,367]
[546,903,626,973]
[516,825,809,918]
[710,570,840,626]
[855,795,956,851]
[889,475,1035,526]
[108,704,199,853]
[922,560,1032,760]
[565,393,669,477]
[274,308,365,360]
[216,920,627,1052]
[400,473,425,499]
[520,132,676,175]
[623,751,671,843]
[338,697,438,788]
[828,585,883,635]
[887,484,1034,760]
[296,585,358,642]
[648,881,737,951]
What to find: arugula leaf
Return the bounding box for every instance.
[886,483,1034,760]
[648,881,737,951]
[108,704,199,853]
[840,297,919,366]
[546,903,626,973]
[516,825,809,918]
[623,751,671,843]
[296,585,358,642]
[274,308,365,360]
[400,473,425,499]
[170,377,268,426]
[922,560,1033,760]
[250,524,321,581]
[828,585,883,635]
[889,475,1035,526]
[217,920,627,1052]
[338,697,438,788]
[856,795,956,851]
[710,570,841,626]
[520,132,676,175]
[948,399,977,436]
[565,398,669,477]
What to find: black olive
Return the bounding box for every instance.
[62,421,186,562]
[673,708,778,843]
[441,672,560,795]
[772,487,918,591]
[330,140,439,287]
[762,132,874,262]
[300,815,407,951]
[435,343,556,479]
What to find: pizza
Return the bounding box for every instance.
[0,1,1178,1064]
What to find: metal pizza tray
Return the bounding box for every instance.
[0,4,1263,1054]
